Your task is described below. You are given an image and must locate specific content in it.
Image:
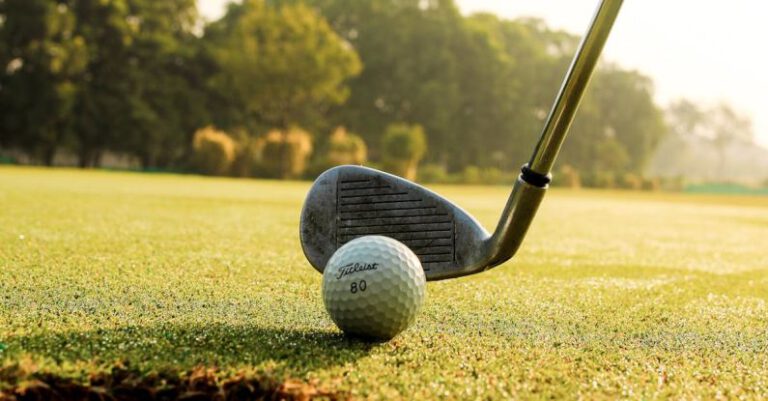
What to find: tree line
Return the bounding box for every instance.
[0,0,756,186]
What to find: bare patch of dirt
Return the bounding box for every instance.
[0,362,347,401]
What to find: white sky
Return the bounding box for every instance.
[198,0,768,147]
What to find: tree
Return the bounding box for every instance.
[67,0,206,168]
[593,67,665,172]
[204,0,361,133]
[296,0,467,168]
[463,15,580,170]
[55,0,136,167]
[0,0,672,179]
[118,0,210,169]
[647,100,703,179]
[0,0,207,168]
[0,0,87,165]
[667,99,705,139]
[649,99,757,183]
[709,103,753,173]
[451,13,518,170]
[290,1,588,172]
[562,65,665,175]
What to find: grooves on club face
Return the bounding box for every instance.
[300,165,492,281]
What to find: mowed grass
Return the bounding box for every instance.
[1,166,767,399]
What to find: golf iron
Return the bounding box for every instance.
[300,0,623,280]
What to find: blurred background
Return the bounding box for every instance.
[1,0,766,192]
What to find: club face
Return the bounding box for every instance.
[300,165,491,280]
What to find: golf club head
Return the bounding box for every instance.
[300,165,492,280]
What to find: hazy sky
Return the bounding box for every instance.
[198,0,768,147]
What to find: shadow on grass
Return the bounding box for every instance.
[1,323,373,399]
[11,322,374,374]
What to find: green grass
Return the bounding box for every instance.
[1,166,767,400]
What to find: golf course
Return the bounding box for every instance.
[1,166,767,399]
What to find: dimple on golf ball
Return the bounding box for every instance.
[322,235,426,340]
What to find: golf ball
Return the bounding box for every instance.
[322,236,426,340]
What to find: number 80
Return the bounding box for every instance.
[350,280,367,293]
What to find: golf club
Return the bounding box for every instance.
[300,0,623,280]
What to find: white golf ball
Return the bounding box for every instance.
[322,235,426,340]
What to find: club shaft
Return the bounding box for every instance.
[527,0,623,175]
[484,0,623,269]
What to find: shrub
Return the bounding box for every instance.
[479,167,507,185]
[642,177,661,191]
[259,127,313,179]
[457,166,512,185]
[230,129,264,178]
[417,163,449,183]
[192,126,236,176]
[655,176,685,192]
[579,170,615,188]
[620,173,643,190]
[556,165,581,188]
[593,171,617,188]
[381,123,427,181]
[307,127,367,178]
[461,166,481,185]
[326,127,367,166]
[594,138,630,172]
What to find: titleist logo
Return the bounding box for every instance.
[336,262,378,280]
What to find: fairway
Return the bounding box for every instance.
[1,166,767,399]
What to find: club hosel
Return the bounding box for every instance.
[484,171,549,268]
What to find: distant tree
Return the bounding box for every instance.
[563,65,665,175]
[593,137,630,172]
[382,123,426,180]
[67,0,206,168]
[594,67,665,172]
[709,103,753,172]
[667,99,706,138]
[0,0,208,168]
[118,0,210,169]
[651,99,757,183]
[451,14,518,170]
[0,0,87,164]
[0,0,673,180]
[463,15,580,170]
[287,1,592,172]
[204,0,361,133]
[59,0,138,167]
[304,0,475,169]
[653,99,705,178]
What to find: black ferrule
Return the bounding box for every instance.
[520,164,551,187]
